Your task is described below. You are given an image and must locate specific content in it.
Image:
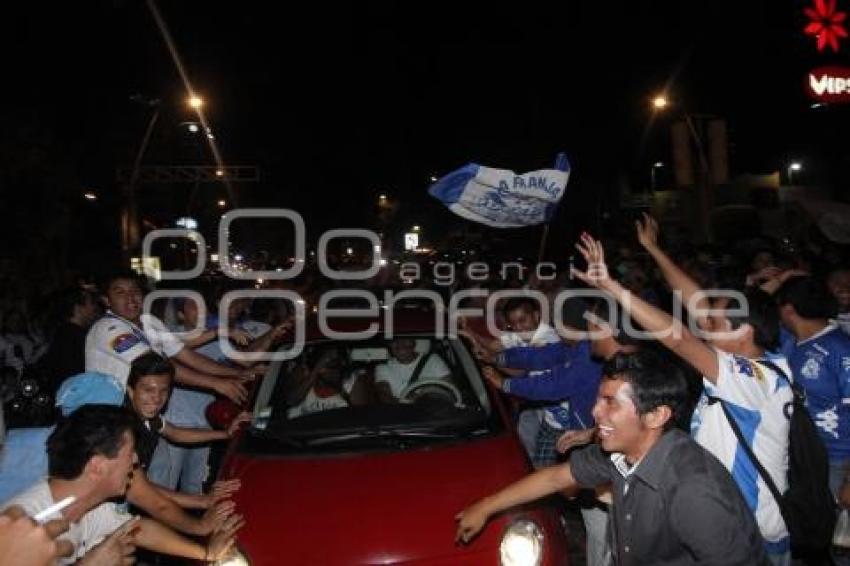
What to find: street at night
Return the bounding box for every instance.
[1,1,849,565]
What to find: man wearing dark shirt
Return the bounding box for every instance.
[456,350,766,565]
[40,287,99,395]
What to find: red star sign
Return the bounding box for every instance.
[805,0,848,52]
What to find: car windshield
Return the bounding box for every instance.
[244,334,497,452]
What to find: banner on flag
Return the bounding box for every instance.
[428,155,570,228]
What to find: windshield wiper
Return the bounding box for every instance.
[303,426,489,447]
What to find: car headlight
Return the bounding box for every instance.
[499,519,544,566]
[216,549,250,566]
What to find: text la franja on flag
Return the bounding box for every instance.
[428,153,570,228]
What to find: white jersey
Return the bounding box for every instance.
[85,312,184,387]
[375,353,451,398]
[287,374,358,419]
[691,350,792,551]
[2,480,133,565]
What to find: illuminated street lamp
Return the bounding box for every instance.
[651,162,664,191]
[187,95,204,109]
[218,199,227,208]
[83,191,97,201]
[652,95,668,110]
[788,161,803,184]
[215,169,224,177]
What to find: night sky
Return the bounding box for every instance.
[2,0,847,271]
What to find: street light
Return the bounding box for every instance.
[83,191,97,201]
[650,91,712,242]
[651,162,664,191]
[788,161,803,184]
[123,95,162,258]
[187,95,204,109]
[218,199,227,208]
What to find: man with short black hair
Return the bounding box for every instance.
[576,222,793,563]
[84,271,252,404]
[456,350,766,565]
[3,404,242,564]
[4,405,138,564]
[777,276,850,524]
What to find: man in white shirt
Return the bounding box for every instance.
[85,271,253,403]
[2,404,241,564]
[3,405,137,564]
[375,338,451,401]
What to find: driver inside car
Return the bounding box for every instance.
[286,349,369,418]
[374,338,451,403]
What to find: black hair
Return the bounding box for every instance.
[501,296,542,320]
[127,352,174,389]
[721,289,780,351]
[98,270,145,296]
[586,297,642,348]
[775,276,838,320]
[52,287,94,322]
[47,405,136,480]
[601,350,688,431]
[557,295,589,332]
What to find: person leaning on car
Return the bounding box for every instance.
[455,350,767,566]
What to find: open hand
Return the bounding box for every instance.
[556,428,595,453]
[635,213,660,251]
[206,513,245,561]
[200,500,236,534]
[227,412,252,437]
[572,233,612,289]
[209,479,241,504]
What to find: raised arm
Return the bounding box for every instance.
[573,233,720,384]
[636,214,709,325]
[455,461,578,544]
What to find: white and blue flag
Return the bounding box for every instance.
[428,154,570,228]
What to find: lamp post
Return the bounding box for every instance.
[122,96,162,260]
[788,161,802,185]
[651,161,664,191]
[651,92,713,243]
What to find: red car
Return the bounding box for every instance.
[212,313,570,565]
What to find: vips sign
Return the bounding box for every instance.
[807,66,850,103]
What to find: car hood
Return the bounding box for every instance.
[224,433,534,565]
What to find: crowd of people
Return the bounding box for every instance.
[0,213,848,564]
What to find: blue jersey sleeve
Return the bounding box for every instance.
[499,341,575,371]
[504,350,600,402]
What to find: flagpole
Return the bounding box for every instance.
[536,223,550,266]
[535,152,568,265]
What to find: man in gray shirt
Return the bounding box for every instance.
[456,350,766,565]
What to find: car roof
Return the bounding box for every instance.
[301,309,444,342]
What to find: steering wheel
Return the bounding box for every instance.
[399,380,463,407]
